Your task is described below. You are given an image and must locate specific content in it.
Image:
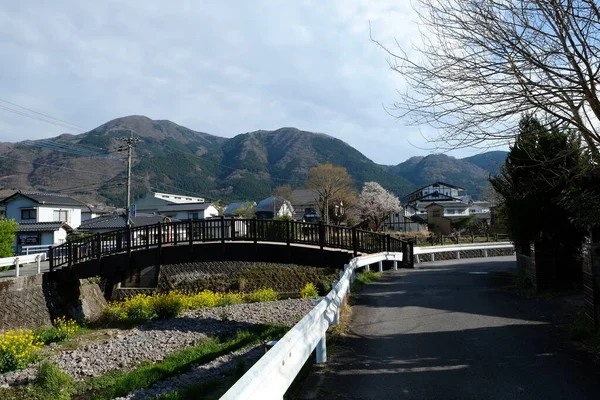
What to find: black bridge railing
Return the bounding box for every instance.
[49,218,414,272]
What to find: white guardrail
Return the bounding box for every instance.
[0,253,47,277]
[413,242,515,263]
[221,251,404,400]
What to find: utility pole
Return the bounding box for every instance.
[119,131,139,227]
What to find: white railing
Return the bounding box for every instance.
[220,251,404,400]
[413,242,514,263]
[0,253,47,277]
[20,244,52,255]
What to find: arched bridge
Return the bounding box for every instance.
[48,218,414,282]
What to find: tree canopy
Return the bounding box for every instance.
[357,182,402,232]
[0,219,17,258]
[379,0,600,153]
[306,164,354,225]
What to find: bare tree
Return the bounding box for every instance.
[306,164,354,225]
[375,0,600,153]
[358,182,402,232]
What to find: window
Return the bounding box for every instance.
[446,209,455,214]
[175,197,181,199]
[53,210,68,221]
[432,210,441,218]
[21,209,36,220]
[188,212,199,220]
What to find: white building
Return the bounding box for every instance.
[0,191,91,250]
[134,191,205,213]
[157,203,219,220]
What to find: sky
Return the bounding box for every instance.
[0,0,493,165]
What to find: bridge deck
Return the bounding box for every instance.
[306,257,600,400]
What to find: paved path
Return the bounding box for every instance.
[311,257,600,400]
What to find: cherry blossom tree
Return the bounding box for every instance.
[358,182,402,232]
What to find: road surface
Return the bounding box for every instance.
[309,256,600,400]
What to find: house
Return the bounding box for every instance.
[223,202,257,218]
[406,182,465,204]
[82,205,119,221]
[255,196,294,219]
[77,213,171,234]
[426,203,452,234]
[0,191,90,250]
[157,203,219,220]
[134,191,205,213]
[290,189,320,221]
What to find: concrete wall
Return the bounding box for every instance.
[0,275,52,333]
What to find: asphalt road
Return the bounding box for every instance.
[310,256,600,400]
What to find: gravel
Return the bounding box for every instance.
[114,345,264,400]
[0,298,315,389]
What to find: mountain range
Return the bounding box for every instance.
[0,116,507,206]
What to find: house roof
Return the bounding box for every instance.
[290,189,318,205]
[16,221,73,233]
[256,196,292,213]
[425,201,469,209]
[157,202,215,213]
[223,202,256,216]
[78,213,171,230]
[1,191,90,209]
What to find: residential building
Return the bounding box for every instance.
[223,202,257,218]
[290,189,320,221]
[255,196,294,219]
[406,182,464,204]
[157,203,219,220]
[134,191,205,213]
[0,191,90,250]
[77,213,171,234]
[82,205,120,221]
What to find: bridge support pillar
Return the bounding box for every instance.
[316,335,327,363]
[393,261,398,271]
[378,261,383,272]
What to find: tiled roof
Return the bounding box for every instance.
[256,196,291,213]
[290,189,318,205]
[16,221,72,232]
[78,214,172,230]
[1,191,89,208]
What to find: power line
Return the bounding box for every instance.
[0,98,88,131]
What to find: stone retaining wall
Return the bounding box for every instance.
[0,275,52,333]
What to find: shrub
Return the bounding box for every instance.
[186,290,220,309]
[152,292,185,319]
[218,292,245,306]
[317,279,332,296]
[122,294,155,321]
[246,288,279,303]
[0,329,42,373]
[35,362,75,400]
[102,302,127,323]
[35,317,79,344]
[300,283,319,299]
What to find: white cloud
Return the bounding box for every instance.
[0,0,493,164]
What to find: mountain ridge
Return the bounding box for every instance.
[0,115,507,205]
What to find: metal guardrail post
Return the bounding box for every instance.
[14,257,20,278]
[36,255,41,274]
[393,260,398,271]
[316,334,327,363]
[378,261,383,272]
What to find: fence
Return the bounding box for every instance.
[398,233,510,246]
[220,251,404,400]
[48,218,414,271]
